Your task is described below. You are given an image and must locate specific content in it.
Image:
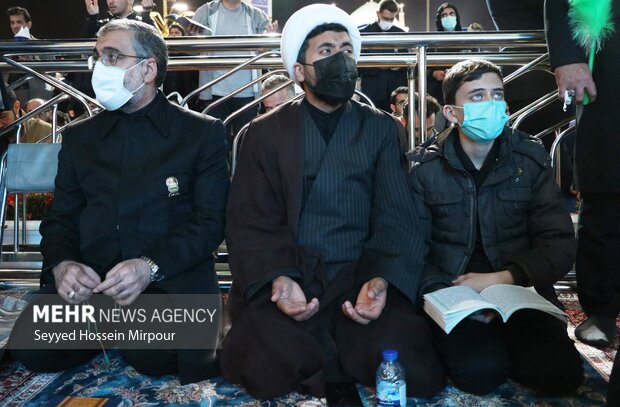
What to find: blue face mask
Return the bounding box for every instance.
[441,15,457,31]
[456,100,509,144]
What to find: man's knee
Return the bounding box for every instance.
[120,349,177,377]
[511,355,584,395]
[220,303,326,399]
[448,357,510,395]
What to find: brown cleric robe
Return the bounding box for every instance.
[221,98,445,399]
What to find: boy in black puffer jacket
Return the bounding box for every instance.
[409,59,584,396]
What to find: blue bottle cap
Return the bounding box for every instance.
[383,350,398,361]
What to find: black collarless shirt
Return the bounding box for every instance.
[303,98,346,144]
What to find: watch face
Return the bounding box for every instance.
[152,272,164,282]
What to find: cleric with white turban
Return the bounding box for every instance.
[221,4,444,402]
[280,3,361,82]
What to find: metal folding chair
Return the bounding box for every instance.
[0,143,61,254]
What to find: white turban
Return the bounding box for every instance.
[281,4,361,83]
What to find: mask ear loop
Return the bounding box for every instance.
[127,59,149,95]
[87,56,96,71]
[445,105,463,127]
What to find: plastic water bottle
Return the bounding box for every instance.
[376,349,407,406]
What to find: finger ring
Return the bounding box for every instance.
[68,290,75,300]
[563,90,576,112]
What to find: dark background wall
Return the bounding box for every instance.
[0,0,494,39]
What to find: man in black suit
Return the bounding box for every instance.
[83,0,156,37]
[359,0,408,113]
[546,1,620,404]
[545,0,619,347]
[9,19,229,384]
[486,0,571,149]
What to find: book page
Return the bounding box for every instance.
[480,285,566,321]
[424,286,503,333]
[424,285,495,314]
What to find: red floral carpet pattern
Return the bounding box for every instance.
[560,292,618,381]
[0,365,59,406]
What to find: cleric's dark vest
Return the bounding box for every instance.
[296,103,372,282]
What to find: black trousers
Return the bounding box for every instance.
[609,350,620,405]
[220,286,445,400]
[580,194,620,405]
[576,193,620,318]
[9,284,177,377]
[429,309,584,395]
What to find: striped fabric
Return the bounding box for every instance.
[295,102,425,295]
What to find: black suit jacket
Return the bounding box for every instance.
[39,92,229,383]
[487,0,544,30]
[40,92,229,292]
[359,22,408,111]
[84,11,155,38]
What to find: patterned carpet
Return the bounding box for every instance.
[0,291,613,406]
[560,292,618,381]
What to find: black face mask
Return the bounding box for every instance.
[304,52,358,106]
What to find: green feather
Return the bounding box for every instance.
[568,0,615,54]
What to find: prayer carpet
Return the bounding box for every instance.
[0,290,612,406]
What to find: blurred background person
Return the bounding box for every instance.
[427,3,465,104]
[84,0,156,37]
[193,0,278,141]
[402,93,441,145]
[163,23,198,102]
[0,88,52,152]
[359,0,408,112]
[389,86,408,118]
[168,23,186,37]
[260,74,295,114]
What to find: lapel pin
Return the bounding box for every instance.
[166,176,180,197]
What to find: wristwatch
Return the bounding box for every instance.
[140,256,164,282]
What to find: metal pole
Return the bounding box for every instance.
[407,64,416,152]
[52,103,59,143]
[21,195,27,246]
[417,45,427,144]
[13,194,18,254]
[426,0,430,32]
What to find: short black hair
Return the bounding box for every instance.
[168,23,187,36]
[435,2,461,32]
[418,93,441,116]
[297,23,348,64]
[403,93,441,120]
[390,86,408,105]
[379,0,399,14]
[7,6,31,23]
[1,86,17,112]
[442,59,503,106]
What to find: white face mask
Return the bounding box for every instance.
[441,15,457,31]
[378,20,393,31]
[91,60,146,111]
